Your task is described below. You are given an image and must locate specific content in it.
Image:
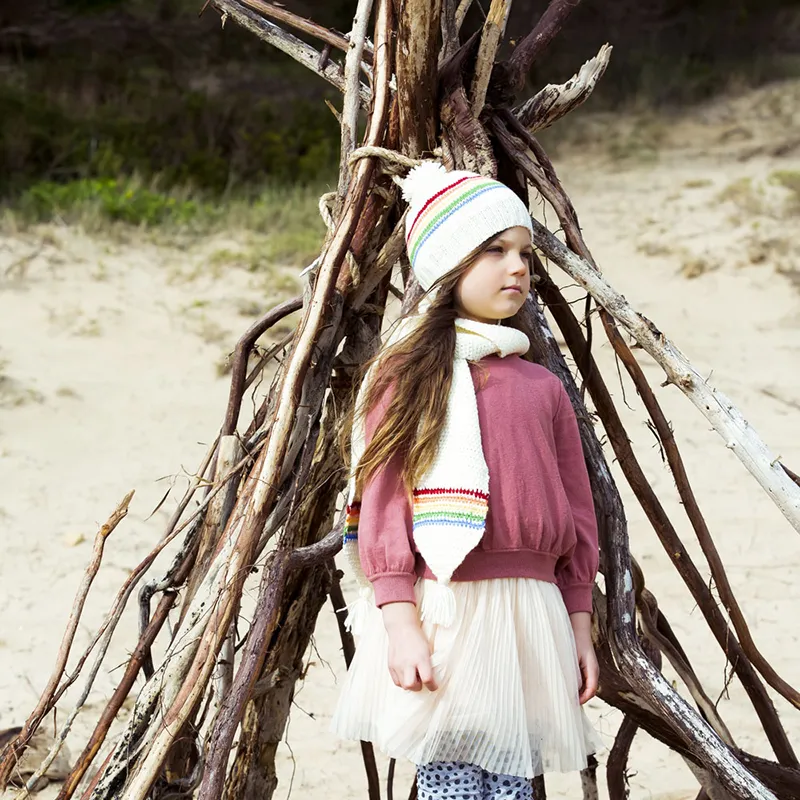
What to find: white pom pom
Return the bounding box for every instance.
[400,161,448,204]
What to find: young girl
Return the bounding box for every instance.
[331,163,600,799]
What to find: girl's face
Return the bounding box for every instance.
[453,226,533,323]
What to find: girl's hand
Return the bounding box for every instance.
[381,602,439,692]
[570,611,599,704]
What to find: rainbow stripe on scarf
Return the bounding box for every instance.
[344,502,361,544]
[412,487,489,530]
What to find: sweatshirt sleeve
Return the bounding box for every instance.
[552,382,600,615]
[356,388,418,607]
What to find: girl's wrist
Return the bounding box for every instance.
[569,611,592,634]
[381,600,420,633]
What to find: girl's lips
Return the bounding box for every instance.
[502,286,522,293]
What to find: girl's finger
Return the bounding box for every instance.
[389,666,400,688]
[417,658,439,692]
[403,664,421,691]
[577,660,589,704]
[584,661,600,702]
[578,658,598,704]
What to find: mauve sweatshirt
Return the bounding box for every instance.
[358,354,600,616]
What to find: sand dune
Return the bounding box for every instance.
[1,82,799,800]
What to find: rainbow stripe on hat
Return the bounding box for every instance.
[406,175,504,266]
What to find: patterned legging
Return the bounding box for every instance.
[416,761,533,800]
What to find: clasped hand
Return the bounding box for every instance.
[381,601,439,692]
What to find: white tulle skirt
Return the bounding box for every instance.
[330,577,598,779]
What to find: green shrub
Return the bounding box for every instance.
[17,178,205,226]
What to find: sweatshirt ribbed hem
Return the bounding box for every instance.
[371,572,418,607]
[418,548,560,585]
[557,582,595,616]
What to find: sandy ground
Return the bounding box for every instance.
[1,80,799,800]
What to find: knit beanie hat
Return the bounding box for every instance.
[400,163,534,291]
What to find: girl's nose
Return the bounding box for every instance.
[508,253,529,275]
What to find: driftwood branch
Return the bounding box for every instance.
[210,0,371,108]
[529,208,800,533]
[515,43,612,131]
[235,0,374,61]
[607,716,637,800]
[0,493,132,790]
[470,0,512,117]
[337,0,377,200]
[533,266,797,769]
[506,0,582,91]
[222,296,302,437]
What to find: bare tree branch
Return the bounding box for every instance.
[210,0,370,108]
[506,0,583,91]
[515,43,612,131]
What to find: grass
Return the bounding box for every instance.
[770,170,800,212]
[716,177,765,216]
[2,175,328,267]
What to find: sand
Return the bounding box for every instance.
[1,81,799,800]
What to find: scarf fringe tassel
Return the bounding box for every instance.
[343,586,378,636]
[419,580,457,628]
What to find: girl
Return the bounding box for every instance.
[331,163,600,799]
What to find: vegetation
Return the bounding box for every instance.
[1,0,798,262]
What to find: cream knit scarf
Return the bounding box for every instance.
[342,316,530,633]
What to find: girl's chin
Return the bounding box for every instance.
[461,297,526,322]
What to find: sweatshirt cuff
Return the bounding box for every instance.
[559,582,595,615]
[370,573,417,607]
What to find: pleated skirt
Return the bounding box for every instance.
[330,577,598,779]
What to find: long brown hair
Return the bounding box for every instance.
[346,235,529,498]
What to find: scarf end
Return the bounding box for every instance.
[342,585,377,636]
[419,580,457,628]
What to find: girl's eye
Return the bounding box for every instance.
[487,246,504,254]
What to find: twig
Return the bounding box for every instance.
[288,522,343,569]
[210,0,370,108]
[633,565,736,746]
[607,716,637,800]
[236,0,374,60]
[37,592,176,800]
[337,0,376,201]
[244,330,295,393]
[222,296,302,437]
[0,493,132,788]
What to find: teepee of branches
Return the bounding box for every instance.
[3,1,800,799]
